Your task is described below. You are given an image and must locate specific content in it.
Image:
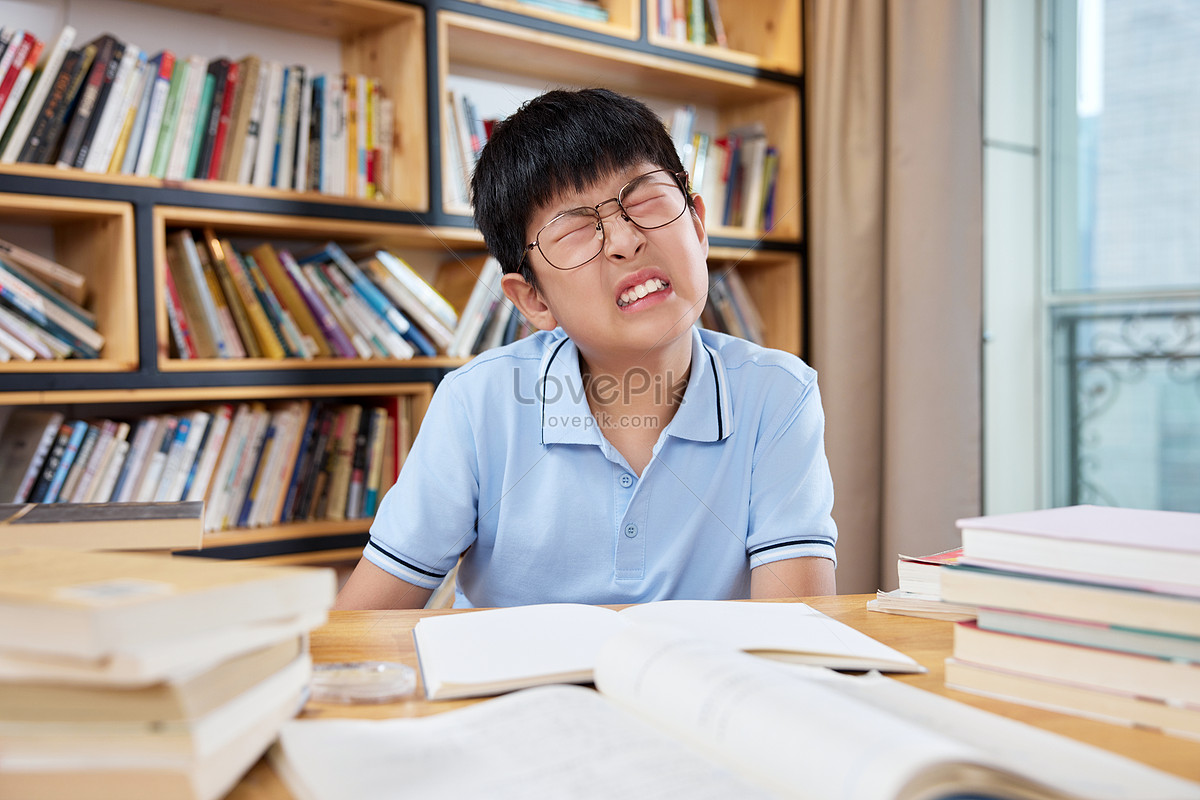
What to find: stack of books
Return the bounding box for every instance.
[0,398,414,531]
[656,0,728,48]
[941,504,1200,740]
[163,233,456,360]
[702,270,766,344]
[0,547,335,799]
[868,546,978,621]
[0,25,392,199]
[0,235,99,361]
[667,108,780,234]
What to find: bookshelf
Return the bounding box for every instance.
[0,0,805,564]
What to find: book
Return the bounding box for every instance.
[940,563,1200,638]
[0,654,310,800]
[164,54,207,181]
[277,623,1200,800]
[219,54,260,183]
[867,546,976,622]
[945,657,1200,741]
[82,43,143,173]
[0,31,39,139]
[250,60,283,187]
[148,53,189,178]
[975,605,1200,663]
[248,243,330,357]
[131,50,175,176]
[0,501,202,551]
[0,635,301,722]
[20,43,94,164]
[0,547,335,660]
[117,50,160,174]
[1,25,76,163]
[952,621,1200,705]
[40,419,88,502]
[218,240,285,359]
[55,34,119,169]
[0,408,65,502]
[413,600,924,701]
[182,65,214,179]
[363,255,454,352]
[957,505,1200,596]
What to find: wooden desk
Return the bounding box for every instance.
[227,595,1200,799]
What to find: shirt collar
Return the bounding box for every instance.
[663,327,734,443]
[537,327,734,446]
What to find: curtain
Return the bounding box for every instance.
[805,0,983,593]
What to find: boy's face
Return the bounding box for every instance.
[503,161,710,369]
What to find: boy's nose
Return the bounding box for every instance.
[599,212,646,260]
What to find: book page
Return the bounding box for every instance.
[595,626,1200,800]
[274,684,778,800]
[803,667,1200,800]
[617,600,923,672]
[413,604,626,698]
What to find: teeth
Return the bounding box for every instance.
[618,279,668,307]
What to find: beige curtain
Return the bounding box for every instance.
[806,0,983,593]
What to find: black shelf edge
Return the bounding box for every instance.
[175,531,370,560]
[0,365,450,394]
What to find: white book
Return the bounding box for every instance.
[132,417,178,503]
[132,53,174,176]
[292,67,312,192]
[186,404,233,503]
[0,321,35,361]
[278,622,1200,800]
[87,424,131,501]
[374,250,458,330]
[112,416,163,503]
[164,55,208,181]
[154,410,211,503]
[119,53,158,174]
[414,601,922,701]
[220,407,270,531]
[251,61,284,188]
[448,256,503,358]
[327,75,347,196]
[67,420,118,503]
[236,59,271,185]
[202,403,254,532]
[275,65,302,189]
[82,44,142,173]
[2,25,76,164]
[249,403,303,528]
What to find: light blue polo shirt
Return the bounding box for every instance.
[364,326,837,608]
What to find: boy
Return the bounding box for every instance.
[336,88,836,609]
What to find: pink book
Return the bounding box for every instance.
[957,505,1200,596]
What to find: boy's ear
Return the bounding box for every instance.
[690,193,709,256]
[501,272,559,331]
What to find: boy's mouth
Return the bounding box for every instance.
[617,278,670,308]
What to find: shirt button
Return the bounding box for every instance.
[620,474,633,488]
[624,523,638,538]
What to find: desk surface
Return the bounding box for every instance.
[227,595,1200,799]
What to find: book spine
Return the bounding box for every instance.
[82,43,140,172]
[207,59,239,180]
[119,52,159,174]
[183,69,214,179]
[42,419,88,503]
[23,44,93,164]
[236,59,269,184]
[13,413,65,502]
[148,55,187,178]
[2,25,76,164]
[58,35,119,169]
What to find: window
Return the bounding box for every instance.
[985,0,1200,513]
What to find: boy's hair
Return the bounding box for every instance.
[471,88,690,284]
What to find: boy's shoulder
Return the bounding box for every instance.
[698,329,817,389]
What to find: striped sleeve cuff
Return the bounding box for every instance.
[747,538,837,570]
[363,537,449,590]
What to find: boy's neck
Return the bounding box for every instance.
[577,337,693,417]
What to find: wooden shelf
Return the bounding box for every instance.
[647,0,802,75]
[463,0,641,40]
[0,194,138,373]
[438,11,802,240]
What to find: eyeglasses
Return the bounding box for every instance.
[525,169,690,271]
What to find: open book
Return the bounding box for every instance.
[413,600,923,700]
[274,625,1200,800]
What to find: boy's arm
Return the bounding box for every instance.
[750,556,836,599]
[333,557,434,609]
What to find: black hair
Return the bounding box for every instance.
[470,88,689,284]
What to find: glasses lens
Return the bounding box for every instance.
[538,210,603,270]
[620,172,687,229]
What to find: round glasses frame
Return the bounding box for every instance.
[524,169,691,271]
